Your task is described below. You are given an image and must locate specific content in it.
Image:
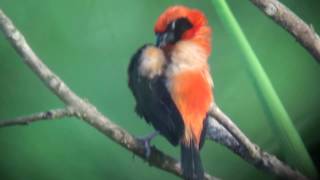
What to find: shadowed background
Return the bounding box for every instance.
[0,0,319,179]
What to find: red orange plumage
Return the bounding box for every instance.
[128,5,213,180]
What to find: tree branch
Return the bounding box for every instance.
[0,108,76,127]
[0,9,218,180]
[250,0,320,63]
[207,105,308,180]
[0,8,309,180]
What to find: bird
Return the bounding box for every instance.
[128,5,213,180]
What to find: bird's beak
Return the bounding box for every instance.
[156,32,175,48]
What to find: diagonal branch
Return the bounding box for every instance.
[0,9,218,180]
[250,0,320,63]
[0,107,76,127]
[207,105,308,180]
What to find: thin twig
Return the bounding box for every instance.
[0,9,218,180]
[208,104,308,180]
[0,108,76,127]
[251,0,320,63]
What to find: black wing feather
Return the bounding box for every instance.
[128,45,184,146]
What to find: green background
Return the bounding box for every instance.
[0,0,319,179]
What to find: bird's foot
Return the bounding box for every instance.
[137,131,159,158]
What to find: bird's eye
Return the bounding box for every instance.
[171,21,176,30]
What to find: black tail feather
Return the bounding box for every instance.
[181,141,204,180]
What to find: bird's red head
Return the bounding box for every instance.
[154,6,211,53]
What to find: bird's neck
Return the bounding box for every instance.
[184,25,212,56]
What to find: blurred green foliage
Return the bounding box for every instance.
[0,0,319,180]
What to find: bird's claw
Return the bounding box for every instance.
[137,131,159,158]
[137,137,152,158]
